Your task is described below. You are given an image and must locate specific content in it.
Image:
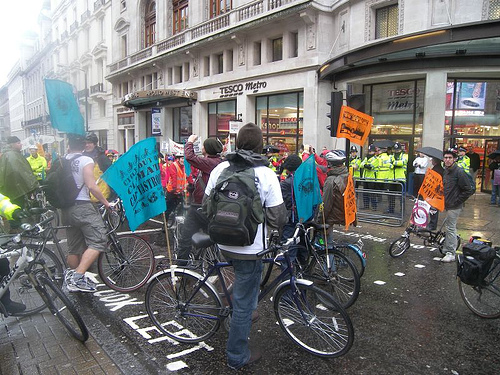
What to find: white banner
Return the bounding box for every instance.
[168,138,184,155]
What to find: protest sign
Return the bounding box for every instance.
[336,106,373,146]
[344,174,357,230]
[418,169,445,211]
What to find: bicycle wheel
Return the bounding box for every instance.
[11,247,63,317]
[334,244,366,278]
[145,271,222,343]
[458,263,500,319]
[36,275,89,342]
[389,236,410,258]
[274,283,354,357]
[98,234,155,292]
[305,251,360,309]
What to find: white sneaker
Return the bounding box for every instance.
[441,252,455,263]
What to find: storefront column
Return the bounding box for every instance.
[422,71,447,149]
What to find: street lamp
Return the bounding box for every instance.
[57,64,89,132]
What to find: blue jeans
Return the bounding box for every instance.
[491,184,500,205]
[225,257,262,369]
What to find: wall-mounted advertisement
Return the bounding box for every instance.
[446,82,487,116]
[151,108,162,135]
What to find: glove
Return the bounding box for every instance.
[12,209,29,221]
[364,164,372,170]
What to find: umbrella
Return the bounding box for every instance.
[416,146,443,160]
[487,150,500,159]
[372,139,396,148]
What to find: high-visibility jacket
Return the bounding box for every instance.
[390,152,408,180]
[349,157,362,178]
[26,154,48,180]
[0,193,20,220]
[166,161,187,194]
[360,155,379,179]
[457,155,470,174]
[376,152,392,180]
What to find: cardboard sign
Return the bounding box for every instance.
[336,106,373,146]
[344,174,357,230]
[418,169,445,211]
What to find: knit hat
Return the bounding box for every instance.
[236,123,263,154]
[6,136,20,144]
[282,154,302,172]
[203,138,223,155]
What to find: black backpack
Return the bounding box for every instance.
[43,155,83,209]
[456,243,496,286]
[203,164,264,246]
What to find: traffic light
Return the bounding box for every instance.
[347,93,366,113]
[327,91,343,137]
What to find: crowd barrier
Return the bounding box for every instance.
[353,178,406,227]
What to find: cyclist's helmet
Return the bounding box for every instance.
[85,132,99,144]
[325,150,346,166]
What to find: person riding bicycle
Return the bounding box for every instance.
[0,192,29,314]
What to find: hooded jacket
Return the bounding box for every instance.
[443,163,473,210]
[318,165,349,225]
[0,144,38,201]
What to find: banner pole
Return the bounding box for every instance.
[163,212,173,265]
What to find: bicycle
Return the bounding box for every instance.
[457,240,500,319]
[0,216,88,342]
[389,220,461,258]
[144,227,354,358]
[261,222,361,309]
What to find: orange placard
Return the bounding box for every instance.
[336,106,373,146]
[344,175,357,230]
[418,169,445,211]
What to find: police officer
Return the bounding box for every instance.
[375,146,393,213]
[349,146,362,179]
[388,142,408,213]
[457,146,470,174]
[360,144,379,210]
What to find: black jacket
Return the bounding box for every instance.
[83,146,111,173]
[443,163,473,210]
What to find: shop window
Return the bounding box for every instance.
[271,37,283,62]
[253,41,261,66]
[173,0,188,34]
[375,4,398,39]
[145,1,156,47]
[173,106,192,143]
[256,92,303,154]
[290,32,298,58]
[208,100,237,140]
[489,0,500,19]
[210,0,231,18]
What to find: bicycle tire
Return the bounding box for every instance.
[305,251,360,309]
[457,262,500,319]
[98,234,155,292]
[389,236,411,258]
[145,271,222,343]
[35,275,89,342]
[274,283,354,357]
[334,244,366,278]
[11,246,63,317]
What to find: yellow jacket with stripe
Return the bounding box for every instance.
[0,193,21,220]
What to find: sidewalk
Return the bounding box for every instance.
[0,309,123,375]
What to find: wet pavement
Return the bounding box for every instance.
[2,192,499,374]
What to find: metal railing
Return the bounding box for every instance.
[354,178,406,227]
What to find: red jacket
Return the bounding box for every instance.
[166,161,187,193]
[184,142,222,204]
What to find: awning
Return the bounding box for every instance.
[122,89,197,109]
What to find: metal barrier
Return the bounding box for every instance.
[353,178,406,227]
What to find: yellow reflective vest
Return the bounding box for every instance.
[390,152,408,180]
[376,152,392,180]
[26,155,48,180]
[349,157,362,178]
[360,155,379,179]
[0,193,20,220]
[457,155,470,174]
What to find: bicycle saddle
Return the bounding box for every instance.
[191,232,214,248]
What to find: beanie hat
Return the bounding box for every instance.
[282,154,302,172]
[203,138,223,155]
[6,136,20,144]
[236,123,263,154]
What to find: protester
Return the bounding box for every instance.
[63,134,111,292]
[316,150,349,227]
[413,152,429,197]
[26,146,48,180]
[176,135,223,265]
[440,148,474,263]
[204,122,286,369]
[488,155,500,206]
[0,136,38,207]
[83,133,113,202]
[302,144,327,189]
[165,152,187,224]
[426,157,444,231]
[0,193,28,314]
[280,153,302,239]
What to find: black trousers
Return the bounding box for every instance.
[177,205,208,261]
[0,258,12,304]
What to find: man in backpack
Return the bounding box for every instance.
[83,133,113,202]
[204,123,287,369]
[176,135,223,265]
[63,134,111,292]
[440,148,474,263]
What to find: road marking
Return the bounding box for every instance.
[374,280,386,285]
[167,361,188,371]
[414,264,425,268]
[394,272,405,276]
